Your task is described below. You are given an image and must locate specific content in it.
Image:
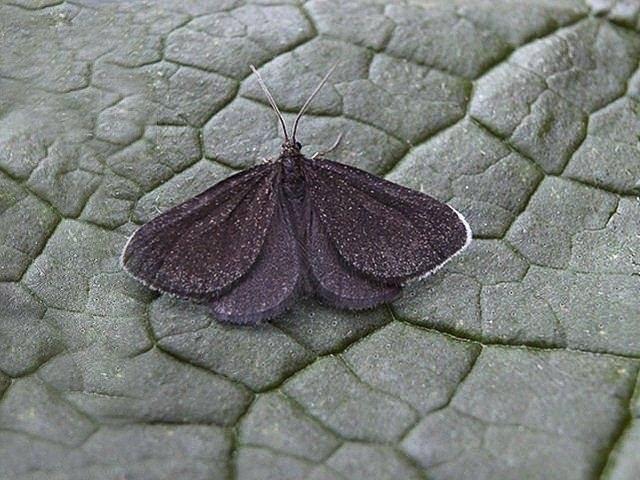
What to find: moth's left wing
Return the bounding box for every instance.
[302,157,471,285]
[122,163,277,298]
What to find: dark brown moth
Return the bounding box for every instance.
[122,65,472,324]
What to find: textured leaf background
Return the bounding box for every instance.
[1,0,640,478]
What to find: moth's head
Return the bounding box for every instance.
[280,139,302,157]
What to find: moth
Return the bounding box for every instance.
[122,65,472,324]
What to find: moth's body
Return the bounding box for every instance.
[277,143,313,297]
[121,66,472,325]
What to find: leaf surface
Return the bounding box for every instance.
[0,0,639,478]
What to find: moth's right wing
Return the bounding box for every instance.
[307,206,401,310]
[122,163,278,298]
[302,157,471,285]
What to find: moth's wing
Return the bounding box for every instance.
[122,163,278,298]
[208,202,302,324]
[302,157,471,284]
[307,207,401,309]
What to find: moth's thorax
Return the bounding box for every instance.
[280,152,306,201]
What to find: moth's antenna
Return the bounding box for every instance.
[292,63,338,142]
[311,132,343,159]
[249,65,289,141]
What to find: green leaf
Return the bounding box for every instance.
[1,1,639,479]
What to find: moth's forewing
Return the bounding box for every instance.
[302,157,471,285]
[307,208,401,309]
[208,201,302,324]
[122,163,278,298]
